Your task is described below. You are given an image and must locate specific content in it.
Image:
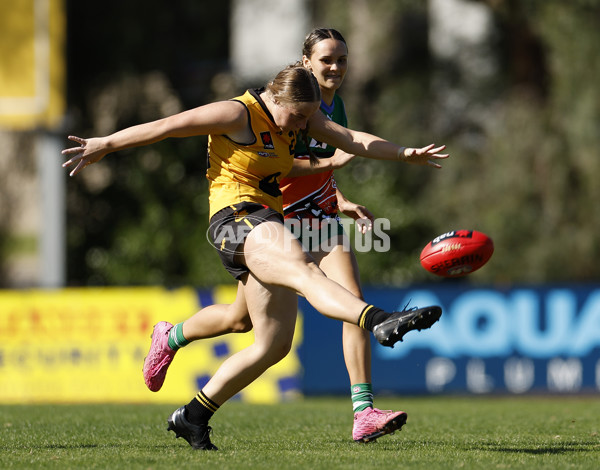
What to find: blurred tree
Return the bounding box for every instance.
[64,0,232,286]
[410,0,600,283]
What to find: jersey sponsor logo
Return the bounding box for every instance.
[260,131,275,149]
[258,151,278,158]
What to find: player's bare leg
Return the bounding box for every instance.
[183,283,251,340]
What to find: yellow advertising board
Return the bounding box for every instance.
[0,0,65,129]
[0,286,303,404]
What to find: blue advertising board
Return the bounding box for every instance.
[298,284,600,395]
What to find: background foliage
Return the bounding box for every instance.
[62,0,600,287]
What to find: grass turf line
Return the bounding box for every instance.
[1,396,599,469]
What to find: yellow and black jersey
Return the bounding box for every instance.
[207,88,297,218]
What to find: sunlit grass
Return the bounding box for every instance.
[1,396,598,469]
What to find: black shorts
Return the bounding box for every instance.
[208,202,283,280]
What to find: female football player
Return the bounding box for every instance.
[142,28,443,445]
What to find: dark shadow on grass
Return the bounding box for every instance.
[470,440,599,455]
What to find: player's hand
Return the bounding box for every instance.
[329,149,356,169]
[338,199,374,234]
[61,135,108,176]
[401,144,449,169]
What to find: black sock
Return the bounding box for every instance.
[185,390,219,424]
[357,305,389,331]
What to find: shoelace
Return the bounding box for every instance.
[374,409,393,414]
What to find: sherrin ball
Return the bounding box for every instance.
[420,230,494,277]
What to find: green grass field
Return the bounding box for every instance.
[1,396,598,469]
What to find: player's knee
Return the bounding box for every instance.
[258,336,293,365]
[230,315,253,333]
[286,259,324,288]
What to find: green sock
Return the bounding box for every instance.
[351,383,374,413]
[167,322,190,351]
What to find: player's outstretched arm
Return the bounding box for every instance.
[62,101,247,176]
[308,111,449,169]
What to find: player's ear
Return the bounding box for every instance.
[302,55,312,70]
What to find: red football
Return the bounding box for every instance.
[420,230,494,277]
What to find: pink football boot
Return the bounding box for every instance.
[352,407,408,443]
[143,321,176,392]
